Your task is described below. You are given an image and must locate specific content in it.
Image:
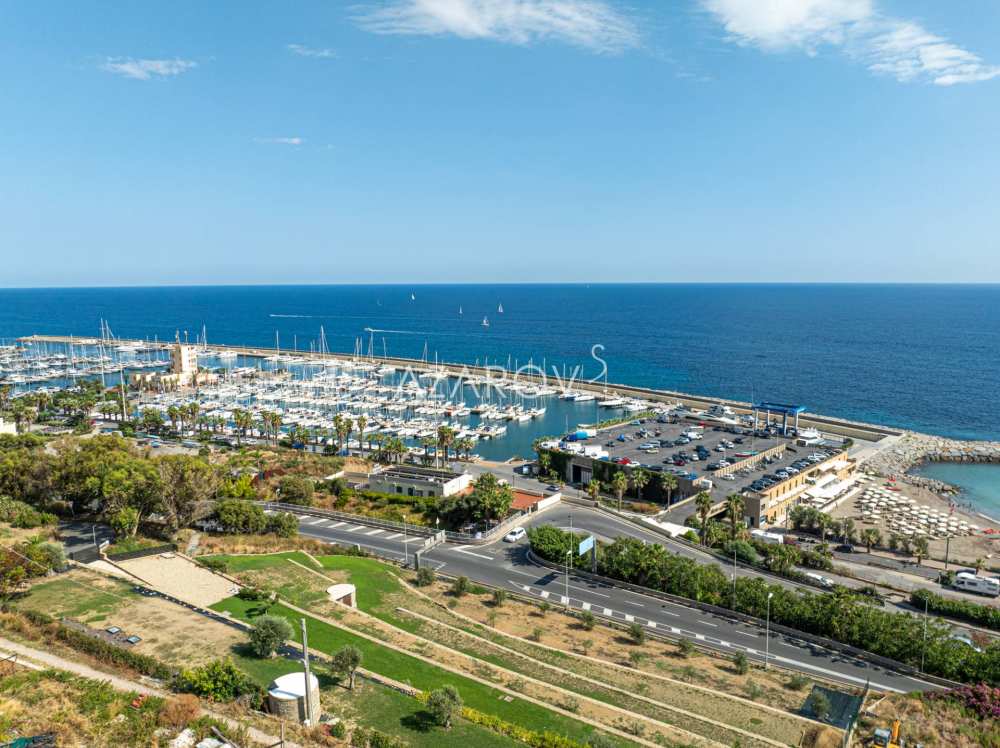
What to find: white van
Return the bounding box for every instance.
[804,572,835,589]
[953,572,1000,597]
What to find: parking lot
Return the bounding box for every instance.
[590,416,842,519]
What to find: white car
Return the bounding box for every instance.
[504,527,527,543]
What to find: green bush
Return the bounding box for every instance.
[278,476,314,506]
[451,576,469,597]
[626,622,646,645]
[676,638,695,658]
[266,511,298,538]
[427,685,463,729]
[215,500,267,534]
[248,614,293,658]
[733,651,749,675]
[578,611,596,631]
[415,566,435,587]
[175,659,260,704]
[491,588,507,607]
[912,587,1000,631]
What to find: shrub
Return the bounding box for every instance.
[175,659,260,704]
[266,512,298,538]
[806,691,831,721]
[627,622,646,645]
[329,721,347,739]
[215,500,267,534]
[451,576,469,597]
[248,614,293,658]
[676,638,695,658]
[537,601,551,617]
[529,627,544,642]
[159,694,201,728]
[278,476,314,506]
[491,589,507,607]
[912,588,1000,632]
[745,680,764,701]
[578,611,596,631]
[786,674,809,691]
[733,652,749,675]
[628,651,645,668]
[426,685,463,729]
[331,645,362,690]
[197,557,229,573]
[415,566,435,587]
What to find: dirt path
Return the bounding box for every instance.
[0,636,299,748]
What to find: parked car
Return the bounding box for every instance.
[504,527,527,543]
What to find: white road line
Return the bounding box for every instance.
[582,602,592,611]
[736,630,758,638]
[540,590,550,599]
[507,568,539,579]
[623,600,644,607]
[647,621,656,628]
[602,608,613,616]
[383,533,401,540]
[307,518,326,525]
[402,537,422,544]
[364,528,383,536]
[559,596,569,605]
[329,521,346,528]
[344,525,365,532]
[695,634,705,641]
[452,546,493,560]
[700,621,718,627]
[568,585,610,599]
[624,614,634,622]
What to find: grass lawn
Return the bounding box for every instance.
[313,554,407,612]
[104,535,168,556]
[16,575,133,624]
[210,595,607,745]
[204,551,314,572]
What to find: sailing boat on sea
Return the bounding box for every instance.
[410,292,416,301]
[482,316,490,328]
[498,303,504,313]
[459,306,463,316]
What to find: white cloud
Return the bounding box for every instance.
[355,0,639,53]
[255,137,305,145]
[287,43,338,59]
[701,0,1000,85]
[101,57,197,80]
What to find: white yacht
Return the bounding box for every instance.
[702,404,739,425]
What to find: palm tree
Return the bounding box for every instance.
[166,405,180,432]
[0,384,11,413]
[860,528,881,553]
[694,492,714,546]
[611,471,629,512]
[974,557,987,574]
[912,536,929,566]
[659,472,678,505]
[356,414,368,456]
[437,425,456,468]
[186,401,200,432]
[419,437,436,466]
[725,493,745,541]
[587,479,602,503]
[816,513,834,543]
[631,468,650,501]
[840,518,857,545]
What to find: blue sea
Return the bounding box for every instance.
[911,463,1000,520]
[2,283,998,438]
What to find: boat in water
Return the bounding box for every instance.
[482,316,490,328]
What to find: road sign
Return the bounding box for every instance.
[578,535,595,556]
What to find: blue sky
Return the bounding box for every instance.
[2,0,999,286]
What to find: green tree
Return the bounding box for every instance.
[611,471,628,512]
[248,614,293,658]
[426,685,462,729]
[436,425,456,468]
[860,528,881,553]
[110,506,140,538]
[913,536,930,565]
[267,512,298,538]
[695,492,714,546]
[331,645,362,690]
[659,472,678,505]
[631,468,650,500]
[278,475,314,506]
[471,472,513,523]
[725,493,745,541]
[176,659,258,702]
[216,500,267,534]
[156,454,219,532]
[587,478,601,503]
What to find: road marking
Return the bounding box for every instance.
[700,621,718,627]
[560,596,569,605]
[624,614,634,622]
[602,608,613,616]
[623,600,644,607]
[329,522,347,528]
[647,621,656,629]
[582,602,592,611]
[307,518,326,525]
[384,533,401,540]
[669,626,681,634]
[452,545,493,560]
[507,568,539,579]
[345,525,365,532]
[694,634,705,641]
[735,630,758,638]
[540,590,550,599]
[364,528,383,536]
[402,537,422,544]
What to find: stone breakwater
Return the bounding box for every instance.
[862,432,1000,495]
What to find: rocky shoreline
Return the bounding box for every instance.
[862,432,1000,495]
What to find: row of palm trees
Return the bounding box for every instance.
[584,468,680,512]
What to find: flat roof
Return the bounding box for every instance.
[753,402,806,415]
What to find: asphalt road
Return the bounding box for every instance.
[281,506,940,693]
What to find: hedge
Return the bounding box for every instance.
[912,588,1000,632]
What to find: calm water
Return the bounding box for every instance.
[911,462,1000,520]
[2,284,999,444]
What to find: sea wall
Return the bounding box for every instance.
[862,432,1000,493]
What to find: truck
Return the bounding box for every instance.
[750,529,785,546]
[953,571,1000,597]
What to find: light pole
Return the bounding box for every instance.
[765,592,774,670]
[920,594,929,673]
[403,518,408,566]
[944,534,951,571]
[565,549,571,609]
[732,546,738,608]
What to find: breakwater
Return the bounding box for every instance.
[862,432,1000,494]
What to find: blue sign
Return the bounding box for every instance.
[578,535,595,556]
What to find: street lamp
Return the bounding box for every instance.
[732,545,738,608]
[920,594,929,673]
[565,549,572,608]
[765,592,774,670]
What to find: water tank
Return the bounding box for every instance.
[267,671,320,723]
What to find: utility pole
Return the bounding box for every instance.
[765,592,774,670]
[920,596,929,673]
[300,618,313,726]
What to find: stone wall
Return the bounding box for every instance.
[861,432,1000,494]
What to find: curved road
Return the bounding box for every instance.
[282,506,939,694]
